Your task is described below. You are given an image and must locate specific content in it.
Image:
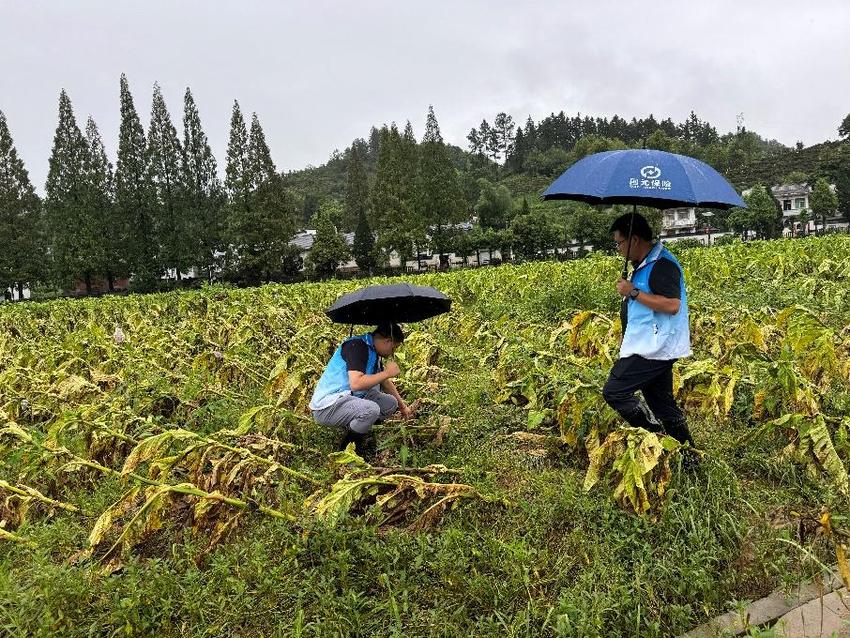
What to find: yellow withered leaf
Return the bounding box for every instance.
[89,487,140,547]
[837,544,850,589]
[121,430,198,476]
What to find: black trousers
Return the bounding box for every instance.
[602,355,693,444]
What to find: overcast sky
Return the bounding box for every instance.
[2,0,849,191]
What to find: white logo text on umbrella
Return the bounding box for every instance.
[630,165,671,191]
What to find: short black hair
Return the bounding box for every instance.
[373,323,405,344]
[610,212,653,242]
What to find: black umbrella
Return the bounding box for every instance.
[325,284,452,325]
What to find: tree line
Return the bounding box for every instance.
[0,78,477,296]
[1,75,302,297]
[2,80,849,299]
[291,106,850,269]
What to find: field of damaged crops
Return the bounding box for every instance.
[2,235,850,637]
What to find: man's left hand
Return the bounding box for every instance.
[616,278,634,297]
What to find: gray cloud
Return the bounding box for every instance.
[1,0,848,191]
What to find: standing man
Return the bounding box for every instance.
[310,323,413,455]
[602,213,695,446]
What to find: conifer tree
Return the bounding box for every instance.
[416,106,464,263]
[147,83,186,280]
[399,121,419,208]
[225,106,297,284]
[371,124,417,264]
[399,122,426,261]
[467,127,483,155]
[367,126,381,167]
[44,90,101,293]
[116,74,158,289]
[840,113,850,140]
[344,143,369,233]
[836,145,850,222]
[224,100,251,211]
[506,126,525,172]
[248,112,276,188]
[353,210,377,274]
[347,143,379,272]
[181,87,224,281]
[0,110,43,298]
[493,112,515,162]
[84,116,121,289]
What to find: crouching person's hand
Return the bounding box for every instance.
[384,361,401,378]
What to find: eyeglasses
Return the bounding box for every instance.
[614,238,629,249]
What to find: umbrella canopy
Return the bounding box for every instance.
[542,149,746,210]
[325,284,452,325]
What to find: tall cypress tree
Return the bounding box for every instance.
[147,83,185,280]
[371,124,414,264]
[223,100,251,278]
[399,121,419,208]
[45,90,100,293]
[248,112,298,282]
[182,87,224,281]
[248,112,276,188]
[346,144,376,272]
[84,116,121,289]
[225,100,251,214]
[0,110,43,298]
[225,107,297,284]
[416,106,464,263]
[116,74,158,289]
[344,143,369,232]
[401,121,428,262]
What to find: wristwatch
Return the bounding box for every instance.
[628,287,640,300]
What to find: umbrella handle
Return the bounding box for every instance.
[621,206,636,280]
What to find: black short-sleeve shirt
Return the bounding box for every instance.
[341,339,381,374]
[620,257,682,332]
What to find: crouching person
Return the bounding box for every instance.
[309,323,413,456]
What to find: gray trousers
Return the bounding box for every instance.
[312,388,399,434]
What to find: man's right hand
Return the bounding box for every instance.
[384,361,400,378]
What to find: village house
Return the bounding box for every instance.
[660,207,699,236]
[741,182,842,236]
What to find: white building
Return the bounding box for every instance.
[291,221,489,274]
[290,230,409,272]
[771,183,811,219]
[760,182,840,235]
[2,286,30,302]
[661,207,699,236]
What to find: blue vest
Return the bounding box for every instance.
[309,333,380,410]
[620,242,691,361]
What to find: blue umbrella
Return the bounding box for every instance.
[542,149,746,275]
[542,149,745,209]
